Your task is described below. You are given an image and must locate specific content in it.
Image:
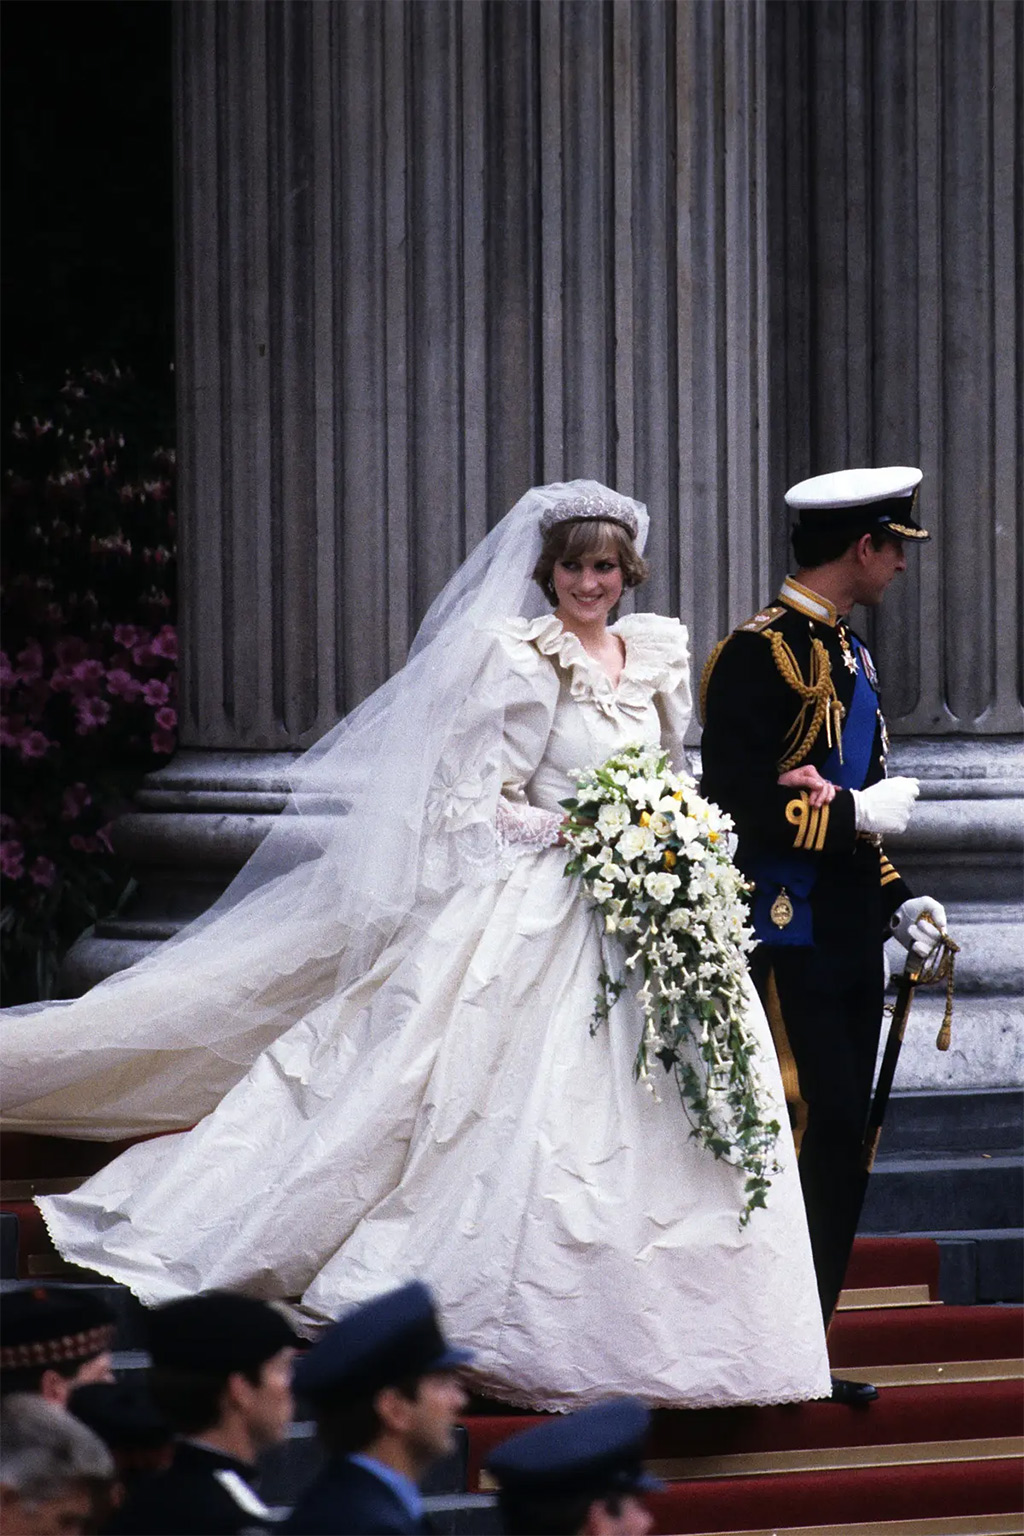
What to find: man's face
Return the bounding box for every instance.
[39,1354,114,1409]
[0,1483,94,1536]
[585,1492,654,1536]
[402,1371,468,1467]
[853,534,906,606]
[234,1348,296,1455]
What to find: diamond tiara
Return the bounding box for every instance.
[539,494,639,541]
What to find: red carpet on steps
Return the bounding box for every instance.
[643,1458,1024,1534]
[829,1304,1024,1366]
[843,1235,941,1296]
[463,1380,1024,1488]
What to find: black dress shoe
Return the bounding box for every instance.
[830,1375,879,1406]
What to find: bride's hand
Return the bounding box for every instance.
[778,764,837,809]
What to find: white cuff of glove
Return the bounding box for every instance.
[890,895,948,959]
[852,776,920,837]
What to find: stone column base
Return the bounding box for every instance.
[58,751,300,995]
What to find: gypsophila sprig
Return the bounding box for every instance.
[562,742,780,1224]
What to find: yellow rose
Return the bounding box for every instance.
[639,811,651,827]
[663,849,677,868]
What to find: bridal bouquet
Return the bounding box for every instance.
[561,743,780,1222]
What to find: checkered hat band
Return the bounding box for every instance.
[0,1324,116,1371]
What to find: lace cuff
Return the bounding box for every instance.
[495,794,563,856]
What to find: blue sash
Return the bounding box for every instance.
[820,637,877,790]
[750,636,878,946]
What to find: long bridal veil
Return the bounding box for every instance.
[2,482,649,1138]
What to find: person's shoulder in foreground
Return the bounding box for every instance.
[107,1291,300,1536]
[282,1280,471,1536]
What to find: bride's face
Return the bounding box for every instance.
[552,544,624,628]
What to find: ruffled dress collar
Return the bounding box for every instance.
[502,613,688,720]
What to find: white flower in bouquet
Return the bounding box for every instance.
[617,824,656,861]
[643,871,680,905]
[560,741,778,1225]
[597,802,631,835]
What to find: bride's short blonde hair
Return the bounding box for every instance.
[533,519,649,606]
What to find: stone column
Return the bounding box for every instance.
[63,0,775,988]
[763,0,1024,1090]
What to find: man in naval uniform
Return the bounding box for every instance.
[283,1280,471,1536]
[700,467,948,1406]
[107,1292,299,1534]
[485,1398,662,1536]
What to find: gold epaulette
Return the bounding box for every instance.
[699,606,785,722]
[736,604,785,633]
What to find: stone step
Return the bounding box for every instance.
[880,1088,1023,1155]
[928,1231,1024,1306]
[860,1152,1022,1234]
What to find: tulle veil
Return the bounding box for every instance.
[2,481,648,1138]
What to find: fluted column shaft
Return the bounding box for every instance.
[766,0,1023,733]
[174,0,771,748]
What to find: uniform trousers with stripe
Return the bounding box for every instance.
[751,939,885,1327]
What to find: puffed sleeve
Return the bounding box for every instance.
[614,613,693,772]
[489,618,565,854]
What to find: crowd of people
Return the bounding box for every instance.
[0,1281,657,1535]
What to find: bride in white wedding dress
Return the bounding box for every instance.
[3,482,830,1410]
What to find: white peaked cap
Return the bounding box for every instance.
[785,466,922,509]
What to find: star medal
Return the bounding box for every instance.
[838,626,859,674]
[770,888,794,928]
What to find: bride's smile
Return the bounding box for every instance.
[552,552,623,630]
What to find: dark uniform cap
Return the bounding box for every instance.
[785,466,929,542]
[485,1399,663,1502]
[292,1280,473,1400]
[0,1285,116,1372]
[146,1292,301,1374]
[68,1379,171,1450]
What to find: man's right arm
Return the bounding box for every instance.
[700,633,858,855]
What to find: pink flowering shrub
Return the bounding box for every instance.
[1,365,176,1001]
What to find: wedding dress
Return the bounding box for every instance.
[3,483,831,1410]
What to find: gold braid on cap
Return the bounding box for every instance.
[765,631,844,770]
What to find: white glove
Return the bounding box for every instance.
[852,776,920,837]
[890,896,948,960]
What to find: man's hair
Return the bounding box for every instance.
[791,522,891,570]
[148,1363,264,1436]
[0,1358,86,1399]
[497,1488,624,1535]
[0,1393,113,1501]
[312,1374,425,1457]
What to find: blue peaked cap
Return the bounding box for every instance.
[293,1281,473,1399]
[485,1399,662,1501]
